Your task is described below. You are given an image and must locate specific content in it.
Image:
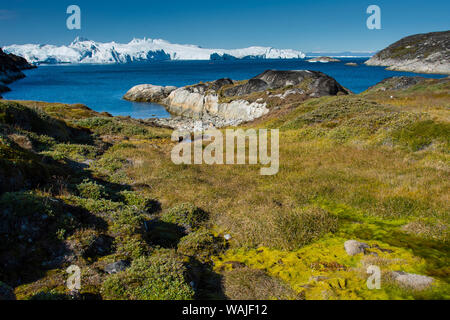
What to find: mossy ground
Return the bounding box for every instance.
[0,77,449,300]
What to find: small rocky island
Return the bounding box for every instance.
[365,30,450,74]
[124,70,350,130]
[307,56,341,63]
[0,48,35,97]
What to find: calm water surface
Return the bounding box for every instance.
[3,59,445,119]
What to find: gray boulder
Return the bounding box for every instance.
[123,84,177,103]
[344,240,369,255]
[391,271,434,290]
[104,260,130,274]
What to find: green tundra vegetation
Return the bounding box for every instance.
[0,77,448,300]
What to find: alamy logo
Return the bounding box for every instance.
[366,5,381,30]
[366,265,381,289]
[66,265,81,291]
[66,5,81,30]
[171,123,279,176]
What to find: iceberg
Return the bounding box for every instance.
[3,37,305,64]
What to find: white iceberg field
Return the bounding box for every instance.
[3,37,306,64]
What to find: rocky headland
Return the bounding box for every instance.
[0,48,35,97]
[124,70,350,130]
[365,30,450,74]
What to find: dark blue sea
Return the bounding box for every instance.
[3,58,446,119]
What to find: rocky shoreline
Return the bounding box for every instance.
[307,56,340,63]
[124,70,350,130]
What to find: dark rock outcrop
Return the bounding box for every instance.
[365,30,450,74]
[209,78,234,91]
[224,70,349,97]
[0,48,36,94]
[223,78,268,97]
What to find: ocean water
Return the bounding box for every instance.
[3,58,446,119]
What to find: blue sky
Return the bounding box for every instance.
[1,0,449,52]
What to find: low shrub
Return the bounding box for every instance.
[75,117,148,137]
[119,191,160,213]
[177,228,226,263]
[62,196,121,214]
[52,143,98,161]
[391,120,450,151]
[161,203,208,232]
[111,206,145,236]
[101,251,194,300]
[76,179,107,200]
[114,234,148,260]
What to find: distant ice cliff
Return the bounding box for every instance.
[3,37,305,64]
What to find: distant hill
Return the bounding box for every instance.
[365,30,450,74]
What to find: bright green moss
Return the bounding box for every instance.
[213,237,449,300]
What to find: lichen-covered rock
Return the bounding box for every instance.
[344,240,369,255]
[391,271,434,290]
[123,84,177,103]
